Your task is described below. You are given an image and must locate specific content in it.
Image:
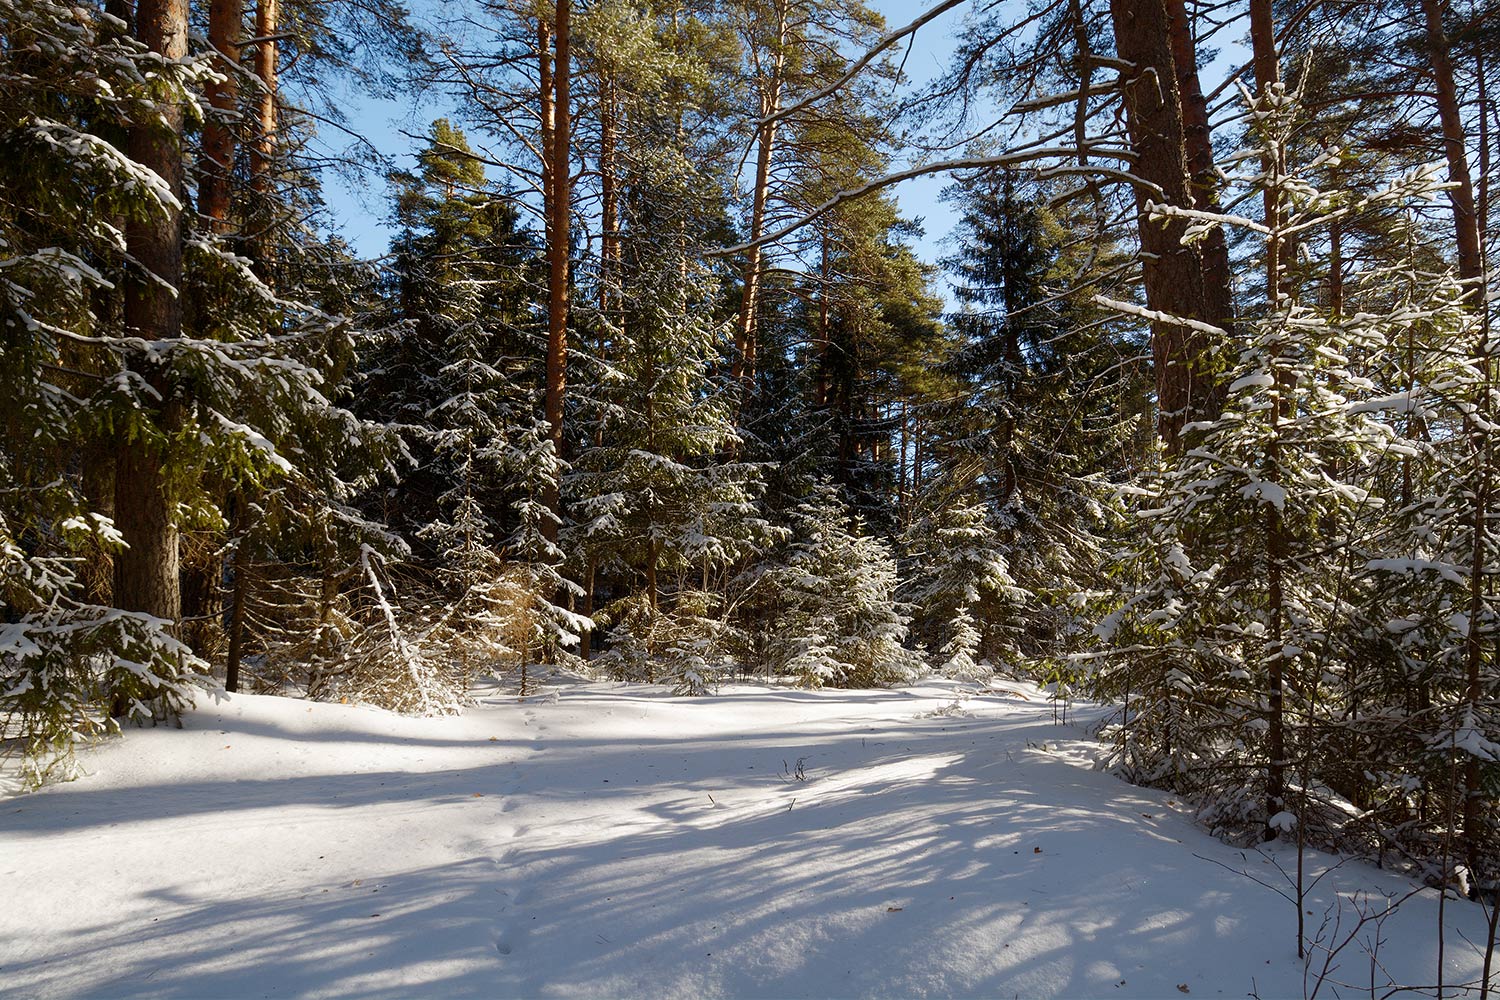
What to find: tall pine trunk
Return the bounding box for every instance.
[734,0,789,411]
[249,0,277,273]
[1164,0,1232,339]
[541,0,570,549]
[1420,0,1484,288]
[1108,0,1216,452]
[1419,0,1488,881]
[114,0,187,638]
[200,0,240,231]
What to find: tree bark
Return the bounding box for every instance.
[1411,0,1489,879]
[114,0,187,634]
[200,0,240,231]
[734,0,790,410]
[541,0,571,547]
[1164,0,1233,334]
[599,72,618,326]
[248,0,277,279]
[1249,0,1283,303]
[1108,0,1213,452]
[224,496,252,693]
[250,0,276,193]
[1420,0,1485,287]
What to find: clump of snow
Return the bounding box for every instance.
[1268,809,1298,832]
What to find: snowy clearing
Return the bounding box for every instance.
[1,680,1492,999]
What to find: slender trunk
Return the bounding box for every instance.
[224,495,252,693]
[200,0,240,230]
[1463,333,1492,880]
[913,414,923,496]
[114,0,186,643]
[1256,46,1290,844]
[815,243,831,410]
[541,0,570,548]
[1421,0,1484,287]
[646,541,659,610]
[1478,50,1489,263]
[735,0,789,409]
[1249,0,1283,303]
[1480,894,1498,1000]
[1328,215,1343,320]
[1265,499,1288,840]
[81,452,115,605]
[1108,0,1212,452]
[898,400,909,518]
[580,558,594,661]
[249,0,276,278]
[599,73,618,325]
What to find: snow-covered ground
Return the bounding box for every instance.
[2,679,1493,999]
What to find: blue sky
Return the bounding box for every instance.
[314,0,970,280]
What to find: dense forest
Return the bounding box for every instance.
[2,0,1497,917]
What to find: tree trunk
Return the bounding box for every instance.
[734,0,789,410]
[646,540,659,610]
[250,0,276,190]
[248,0,277,278]
[898,399,909,519]
[1417,0,1488,878]
[599,72,618,327]
[1478,49,1489,275]
[114,0,187,641]
[1249,0,1284,303]
[1420,0,1485,287]
[579,558,595,661]
[541,0,570,547]
[1108,0,1213,452]
[200,0,239,231]
[1249,0,1291,840]
[1164,0,1233,335]
[224,496,252,693]
[81,451,115,606]
[1463,391,1490,880]
[815,241,831,410]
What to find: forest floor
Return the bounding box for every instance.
[1,677,1493,999]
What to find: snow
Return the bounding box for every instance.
[1267,810,1298,833]
[1,680,1491,999]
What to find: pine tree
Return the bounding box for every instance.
[902,495,1018,676]
[748,483,918,687]
[372,120,584,693]
[928,170,1145,664]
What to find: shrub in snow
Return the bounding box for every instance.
[1,512,204,786]
[593,590,737,695]
[902,495,1020,677]
[749,485,920,688]
[299,546,471,715]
